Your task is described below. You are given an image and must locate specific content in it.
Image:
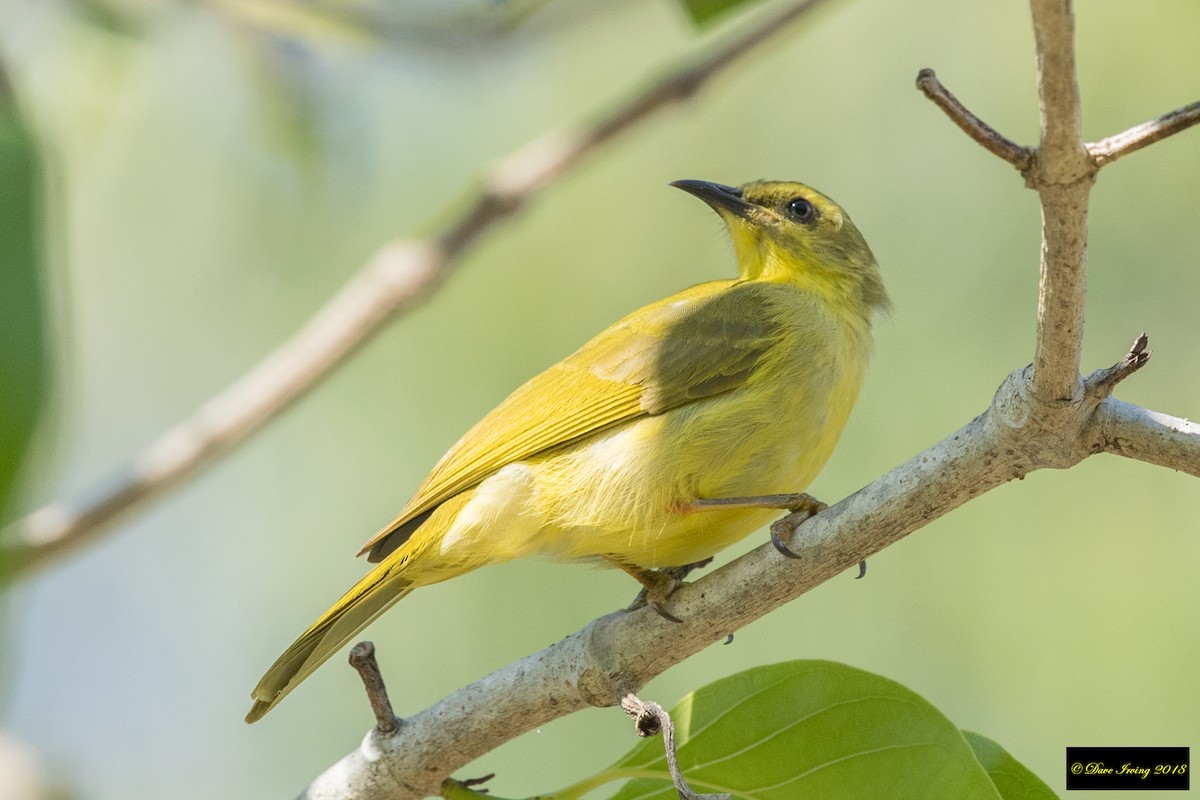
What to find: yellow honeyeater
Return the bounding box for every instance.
[246,179,889,722]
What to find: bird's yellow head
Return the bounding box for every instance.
[672,179,890,315]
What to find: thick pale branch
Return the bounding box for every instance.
[1089,99,1200,167]
[1092,399,1200,478]
[915,68,1032,171]
[0,0,832,585]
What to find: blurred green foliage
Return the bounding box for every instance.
[0,1,1196,799]
[677,0,765,26]
[0,72,47,528]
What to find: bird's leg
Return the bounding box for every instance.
[607,556,687,623]
[659,556,714,582]
[681,492,825,513]
[685,492,829,560]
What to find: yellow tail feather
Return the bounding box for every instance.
[247,491,478,722]
[245,562,414,723]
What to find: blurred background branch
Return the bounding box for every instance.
[0,0,830,586]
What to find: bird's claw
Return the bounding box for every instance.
[769,494,827,559]
[648,596,683,624]
[771,524,803,559]
[630,576,683,623]
[621,565,685,623]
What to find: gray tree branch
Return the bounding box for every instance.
[1093,400,1200,477]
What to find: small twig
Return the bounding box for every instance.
[620,694,729,800]
[1090,99,1200,167]
[0,0,833,585]
[349,641,400,735]
[915,68,1033,171]
[1083,333,1150,399]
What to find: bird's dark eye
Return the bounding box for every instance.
[785,196,817,223]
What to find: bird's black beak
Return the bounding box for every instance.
[670,179,754,219]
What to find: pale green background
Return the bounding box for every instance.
[1,0,1197,797]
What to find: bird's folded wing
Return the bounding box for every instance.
[358,279,781,559]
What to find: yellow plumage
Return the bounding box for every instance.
[246,179,889,722]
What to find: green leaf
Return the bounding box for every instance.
[604,660,1001,800]
[677,0,766,27]
[0,69,48,530]
[963,731,1059,800]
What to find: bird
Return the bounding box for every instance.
[245,179,889,723]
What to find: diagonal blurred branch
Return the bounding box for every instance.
[0,0,834,584]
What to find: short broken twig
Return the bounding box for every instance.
[349,641,400,735]
[1083,333,1150,399]
[620,694,729,800]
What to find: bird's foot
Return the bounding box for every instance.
[610,557,695,623]
[685,491,832,562]
[767,493,828,559]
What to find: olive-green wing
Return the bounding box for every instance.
[359,279,782,560]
